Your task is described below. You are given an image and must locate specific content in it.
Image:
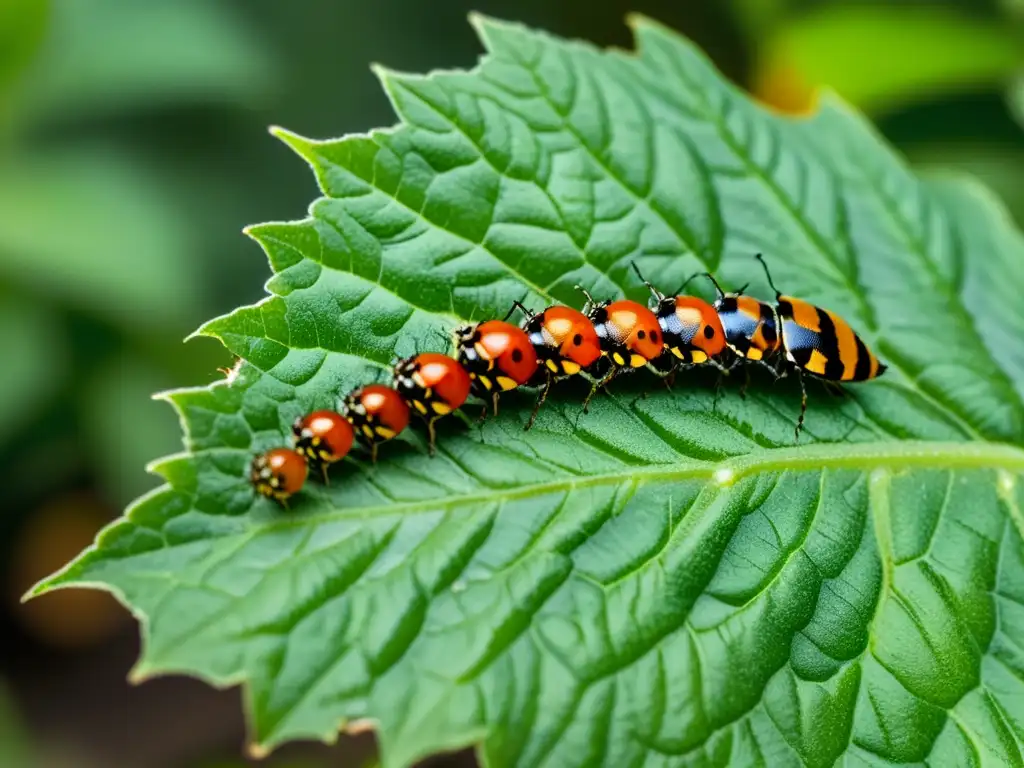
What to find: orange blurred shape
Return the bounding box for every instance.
[13,492,127,648]
[751,59,819,117]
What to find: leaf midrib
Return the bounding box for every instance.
[273,439,1024,528]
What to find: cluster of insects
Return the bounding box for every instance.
[249,255,887,505]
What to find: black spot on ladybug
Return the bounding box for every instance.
[572,333,583,346]
[704,325,715,339]
[637,330,646,340]
[650,330,659,343]
[511,348,523,363]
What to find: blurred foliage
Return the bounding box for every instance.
[0,0,275,524]
[737,0,1024,223]
[0,0,48,101]
[0,682,33,768]
[1011,72,1024,127]
[10,0,276,128]
[750,4,1019,115]
[2,0,1024,765]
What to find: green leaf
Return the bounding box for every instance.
[10,0,275,129]
[32,14,1024,768]
[753,5,1022,115]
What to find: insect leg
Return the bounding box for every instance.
[525,372,553,431]
[794,369,807,442]
[582,368,618,414]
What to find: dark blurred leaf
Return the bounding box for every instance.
[753,5,1021,115]
[33,13,1024,767]
[730,0,792,40]
[12,0,275,129]
[0,0,48,100]
[0,682,33,768]
[0,149,203,329]
[0,293,66,444]
[1010,72,1024,131]
[81,356,184,505]
[1004,0,1024,18]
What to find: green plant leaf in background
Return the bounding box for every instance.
[0,682,34,768]
[0,150,203,330]
[31,14,1024,768]
[9,0,275,128]
[0,0,48,102]
[751,5,1022,116]
[0,293,66,446]
[1011,71,1024,132]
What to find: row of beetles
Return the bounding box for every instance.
[250,254,887,504]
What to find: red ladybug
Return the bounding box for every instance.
[578,286,664,411]
[292,410,355,482]
[508,301,601,429]
[250,448,308,507]
[342,384,411,463]
[393,353,472,455]
[455,319,539,416]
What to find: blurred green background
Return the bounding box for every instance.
[1,0,1020,765]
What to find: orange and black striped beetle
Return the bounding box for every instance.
[577,285,664,412]
[393,352,472,455]
[455,319,539,417]
[752,253,887,436]
[707,254,888,438]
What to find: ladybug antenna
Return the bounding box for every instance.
[502,299,534,322]
[630,261,663,301]
[674,271,704,295]
[703,272,727,299]
[754,253,782,299]
[574,284,598,311]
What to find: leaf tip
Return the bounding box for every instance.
[21,561,82,603]
[369,61,402,93]
[247,742,270,760]
[466,10,492,35]
[343,718,379,737]
[467,11,521,51]
[20,580,50,604]
[624,11,658,31]
[127,665,153,686]
[268,125,321,165]
[183,326,206,344]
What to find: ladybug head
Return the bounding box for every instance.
[453,324,478,346]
